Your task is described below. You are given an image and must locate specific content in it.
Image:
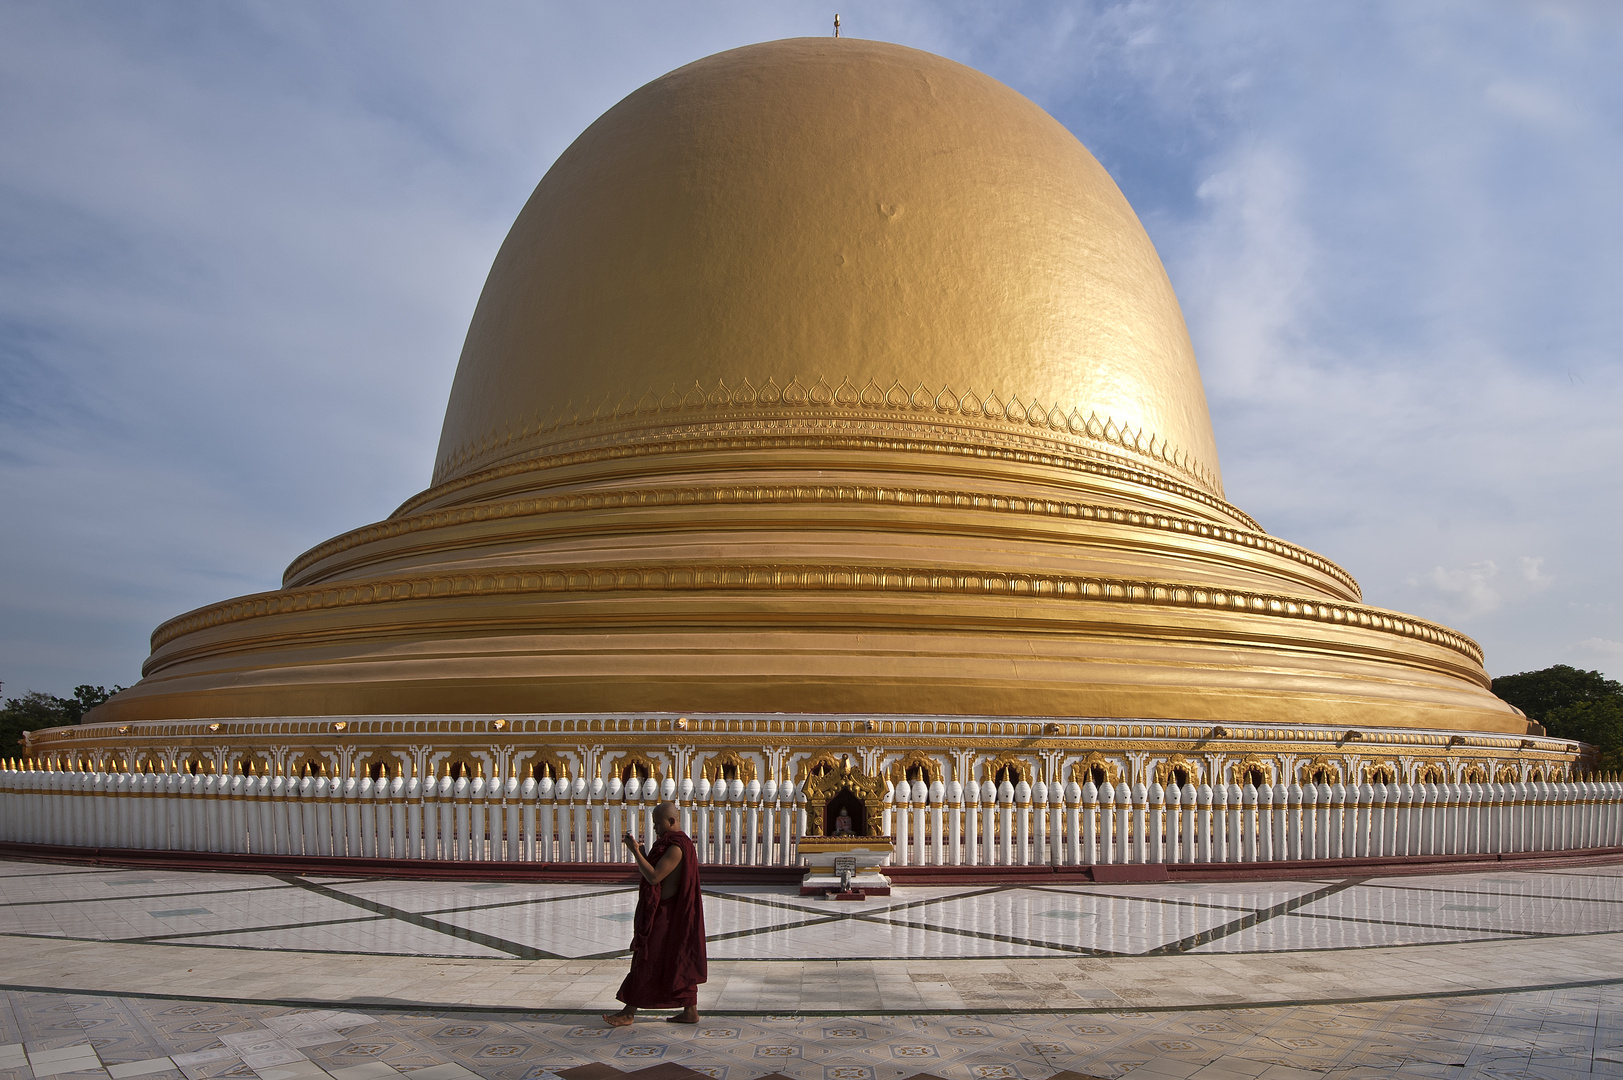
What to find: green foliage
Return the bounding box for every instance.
[1544,698,1623,773]
[1491,664,1622,724]
[0,691,72,759]
[0,685,124,759]
[1493,664,1623,773]
[68,684,122,719]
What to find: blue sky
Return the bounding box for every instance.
[2,1,1619,700]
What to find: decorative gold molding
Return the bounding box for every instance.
[1153,754,1202,787]
[606,750,663,784]
[796,753,843,782]
[1297,755,1342,785]
[48,714,1577,764]
[433,375,1221,497]
[1232,755,1275,786]
[982,753,1030,785]
[887,751,943,786]
[699,750,757,785]
[155,562,1479,667]
[1364,761,1398,784]
[287,749,336,778]
[1074,752,1125,787]
[288,482,1356,598]
[402,416,1249,528]
[527,749,570,781]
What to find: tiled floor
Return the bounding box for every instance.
[2,985,1621,1079]
[3,857,1622,1078]
[7,861,1622,961]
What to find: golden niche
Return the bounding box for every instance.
[802,760,889,840]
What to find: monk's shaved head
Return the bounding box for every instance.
[655,800,679,829]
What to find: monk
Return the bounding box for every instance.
[603,800,707,1026]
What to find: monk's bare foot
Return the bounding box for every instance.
[666,1007,699,1024]
[603,1010,635,1027]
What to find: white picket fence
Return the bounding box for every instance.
[1,765,1620,866]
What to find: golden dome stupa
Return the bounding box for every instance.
[56,38,1553,790]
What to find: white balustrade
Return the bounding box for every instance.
[1,762,1620,871]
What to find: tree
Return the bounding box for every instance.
[1493,665,1623,774]
[0,691,74,759]
[1543,698,1623,773]
[68,684,122,720]
[0,685,125,759]
[1491,665,1622,724]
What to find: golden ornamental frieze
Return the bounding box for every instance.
[431,375,1221,496]
[47,711,1578,770]
[1072,752,1125,786]
[699,750,758,784]
[1230,755,1276,786]
[1297,756,1343,785]
[149,560,1482,664]
[25,713,1582,778]
[288,481,1354,597]
[887,751,944,785]
[1151,754,1202,787]
[981,752,1032,784]
[405,419,1250,528]
[57,713,1566,755]
[41,731,1575,769]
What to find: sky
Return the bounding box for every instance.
[1,1,1620,701]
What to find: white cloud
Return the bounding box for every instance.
[1183,145,1317,398]
[1415,561,1503,620]
[1518,556,1552,586]
[1484,79,1581,132]
[1138,3,1623,682]
[1576,638,1623,662]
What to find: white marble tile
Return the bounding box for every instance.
[0,887,380,944]
[319,880,621,914]
[1294,883,1623,936]
[706,883,992,913]
[28,1046,101,1075]
[423,890,642,957]
[397,1066,476,1080]
[167,1049,237,1080]
[706,915,1076,959]
[252,1062,332,1080]
[1188,913,1511,953]
[325,1066,398,1080]
[1043,880,1330,909]
[5,856,1623,977]
[105,1059,176,1079]
[698,893,830,938]
[904,887,1244,954]
[159,922,509,959]
[1363,868,1623,902]
[237,1048,306,1071]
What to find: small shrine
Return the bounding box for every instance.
[797,757,894,898]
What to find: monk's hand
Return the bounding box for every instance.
[621,830,638,850]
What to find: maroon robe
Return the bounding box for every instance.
[616,829,707,1008]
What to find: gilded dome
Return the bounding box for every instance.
[83,37,1524,741]
[434,38,1221,495]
